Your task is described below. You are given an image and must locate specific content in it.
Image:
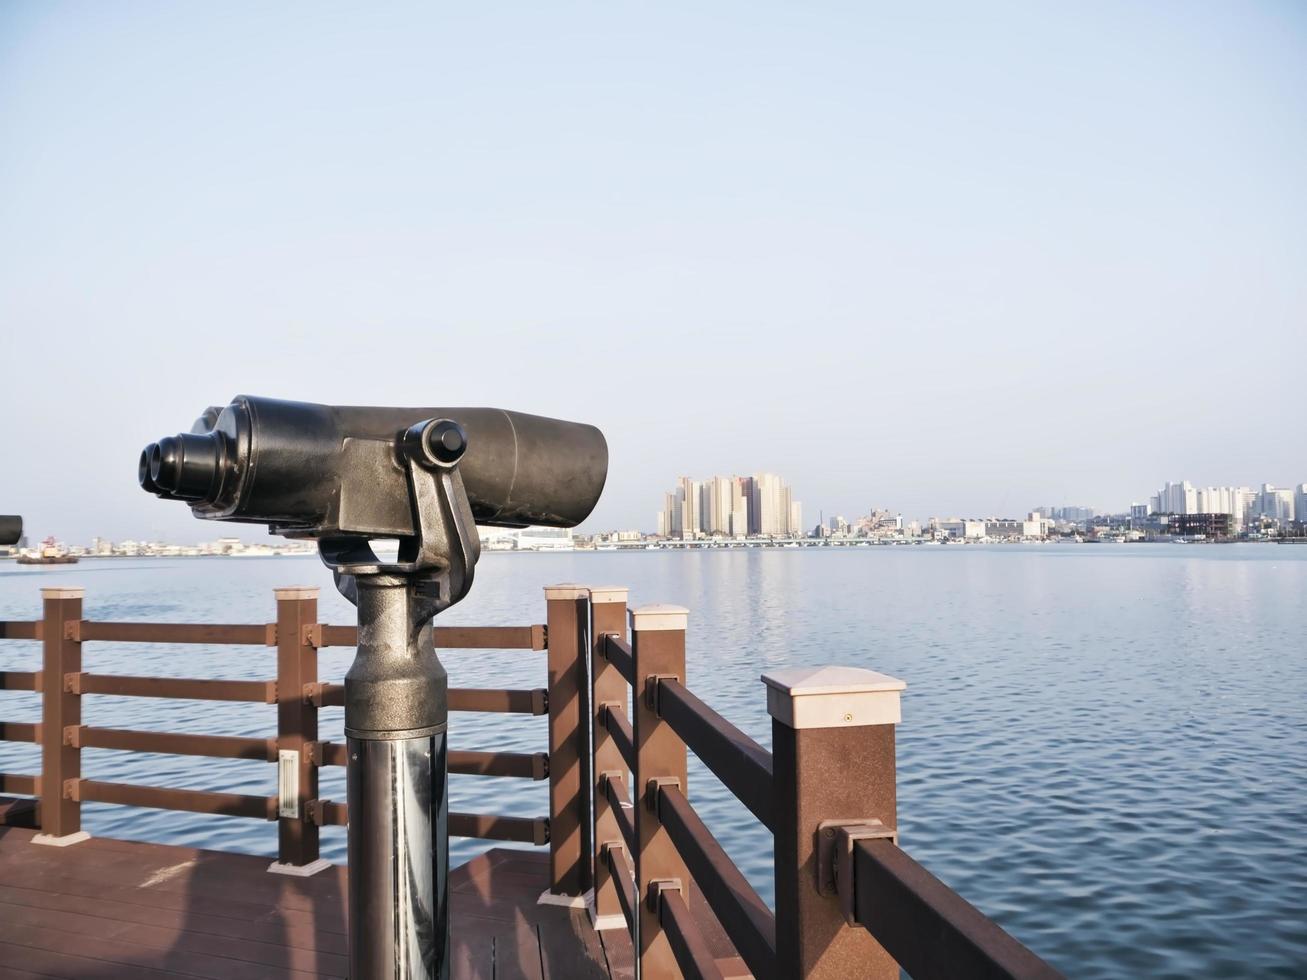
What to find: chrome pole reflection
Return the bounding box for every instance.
[347,733,449,979]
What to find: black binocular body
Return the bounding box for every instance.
[0,516,21,547]
[139,396,608,538]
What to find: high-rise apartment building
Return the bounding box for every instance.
[656,472,801,537]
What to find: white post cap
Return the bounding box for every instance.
[629,605,688,632]
[543,584,588,601]
[41,587,84,600]
[762,666,906,730]
[274,586,319,600]
[588,586,629,605]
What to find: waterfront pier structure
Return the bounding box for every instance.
[0,584,1061,978]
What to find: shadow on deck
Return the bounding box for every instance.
[0,819,633,979]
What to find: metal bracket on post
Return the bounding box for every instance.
[647,877,683,912]
[645,776,681,813]
[598,702,623,732]
[815,818,898,925]
[644,674,679,713]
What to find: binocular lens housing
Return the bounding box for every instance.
[141,434,229,501]
[0,515,21,547]
[139,396,608,538]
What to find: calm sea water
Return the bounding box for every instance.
[1,545,1304,977]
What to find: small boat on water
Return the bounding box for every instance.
[16,536,79,565]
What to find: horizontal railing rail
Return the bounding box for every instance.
[304,798,549,845]
[69,726,276,761]
[0,721,38,743]
[658,883,726,980]
[0,670,39,691]
[601,633,635,685]
[0,621,40,641]
[655,783,777,978]
[845,834,1063,980]
[0,773,39,795]
[312,623,547,650]
[657,677,773,830]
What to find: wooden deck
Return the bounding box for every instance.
[0,818,632,979]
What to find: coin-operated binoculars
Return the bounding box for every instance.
[0,516,21,546]
[140,396,607,980]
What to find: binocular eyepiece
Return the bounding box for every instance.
[0,515,21,547]
[139,434,226,501]
[139,396,608,539]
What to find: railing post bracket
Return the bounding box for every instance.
[646,775,680,812]
[644,674,678,712]
[816,818,898,923]
[647,876,683,912]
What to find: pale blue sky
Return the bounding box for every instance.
[2,1,1304,541]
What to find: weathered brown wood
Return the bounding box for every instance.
[70,673,276,703]
[0,621,39,640]
[41,587,81,838]
[72,726,275,760]
[275,587,320,867]
[544,585,589,896]
[71,779,277,820]
[76,621,273,645]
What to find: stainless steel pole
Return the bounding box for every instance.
[345,576,450,980]
[347,734,449,978]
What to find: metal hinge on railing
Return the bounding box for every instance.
[816,818,898,925]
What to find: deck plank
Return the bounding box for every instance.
[0,825,609,979]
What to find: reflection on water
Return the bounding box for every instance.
[1,545,1305,978]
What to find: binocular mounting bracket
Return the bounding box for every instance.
[319,418,482,619]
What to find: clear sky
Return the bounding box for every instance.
[2,1,1304,542]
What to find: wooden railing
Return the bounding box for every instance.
[0,585,552,867]
[2,580,1064,977]
[538,586,1064,980]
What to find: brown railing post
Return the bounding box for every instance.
[632,604,690,979]
[767,666,907,979]
[270,586,327,875]
[542,584,590,900]
[589,586,629,930]
[35,587,86,846]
